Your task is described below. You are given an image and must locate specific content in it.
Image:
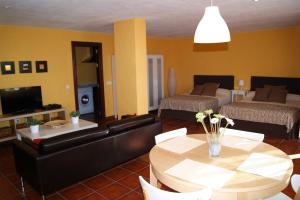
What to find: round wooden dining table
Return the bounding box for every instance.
[149,134,293,200]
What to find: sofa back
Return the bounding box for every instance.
[22,114,157,155]
[107,114,155,134]
[39,127,109,154]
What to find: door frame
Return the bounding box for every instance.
[71,41,106,119]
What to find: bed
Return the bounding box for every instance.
[159,75,234,121]
[220,76,300,139]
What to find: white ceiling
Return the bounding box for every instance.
[0,0,300,37]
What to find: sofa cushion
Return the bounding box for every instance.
[38,127,109,154]
[201,82,220,97]
[253,88,271,102]
[190,85,205,95]
[108,114,155,134]
[268,89,288,103]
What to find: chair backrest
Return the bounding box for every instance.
[139,176,212,200]
[155,128,187,144]
[220,128,264,141]
[292,174,300,193]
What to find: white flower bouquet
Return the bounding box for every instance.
[195,109,234,156]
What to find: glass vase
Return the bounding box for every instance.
[207,133,222,157]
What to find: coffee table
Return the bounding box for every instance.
[17,119,98,140]
[149,134,293,200]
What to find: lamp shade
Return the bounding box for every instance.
[238,80,244,87]
[194,6,230,43]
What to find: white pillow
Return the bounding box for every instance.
[216,88,231,96]
[244,91,255,100]
[286,94,300,101]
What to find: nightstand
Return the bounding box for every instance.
[231,90,246,102]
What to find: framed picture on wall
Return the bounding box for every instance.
[1,61,15,75]
[19,61,32,73]
[36,61,48,73]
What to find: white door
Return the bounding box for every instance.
[148,55,164,111]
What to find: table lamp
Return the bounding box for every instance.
[238,80,244,90]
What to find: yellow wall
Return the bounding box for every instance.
[0,25,114,116]
[114,19,148,117]
[148,26,300,94]
[0,25,299,118]
[75,47,97,85]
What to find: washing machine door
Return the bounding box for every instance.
[77,87,94,114]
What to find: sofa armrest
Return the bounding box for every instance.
[13,139,40,158]
[13,140,42,193]
[114,120,162,165]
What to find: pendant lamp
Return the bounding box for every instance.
[194,0,230,43]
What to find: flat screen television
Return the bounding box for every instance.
[0,86,43,115]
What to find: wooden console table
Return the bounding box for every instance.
[0,108,67,142]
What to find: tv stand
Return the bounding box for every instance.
[0,108,67,142]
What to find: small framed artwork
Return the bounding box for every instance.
[19,61,32,73]
[1,61,15,75]
[36,61,48,73]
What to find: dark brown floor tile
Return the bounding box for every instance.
[137,154,150,164]
[135,166,150,179]
[0,162,17,175]
[97,183,130,200]
[0,176,20,198]
[80,193,106,200]
[60,184,93,200]
[134,186,143,195]
[46,194,66,200]
[264,139,283,147]
[103,167,132,181]
[118,191,143,200]
[282,184,295,199]
[22,190,43,200]
[6,173,33,192]
[121,160,149,172]
[1,194,25,200]
[83,174,114,190]
[119,173,140,189]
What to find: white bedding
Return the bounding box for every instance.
[183,88,232,107]
[158,88,232,115]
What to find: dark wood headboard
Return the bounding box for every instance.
[194,75,234,90]
[251,76,300,95]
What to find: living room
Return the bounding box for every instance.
[1,0,300,200]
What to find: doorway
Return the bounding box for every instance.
[148,55,164,111]
[71,41,105,122]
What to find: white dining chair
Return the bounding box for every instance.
[220,128,264,141]
[155,128,187,144]
[291,174,300,193]
[265,174,300,200]
[139,176,212,200]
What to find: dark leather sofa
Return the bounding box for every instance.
[13,114,161,195]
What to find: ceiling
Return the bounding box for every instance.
[0,0,300,37]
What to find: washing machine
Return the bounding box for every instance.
[77,86,94,114]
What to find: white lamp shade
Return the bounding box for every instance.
[194,6,231,43]
[238,80,244,87]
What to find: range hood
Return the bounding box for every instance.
[81,47,98,63]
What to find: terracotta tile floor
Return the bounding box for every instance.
[0,119,299,199]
